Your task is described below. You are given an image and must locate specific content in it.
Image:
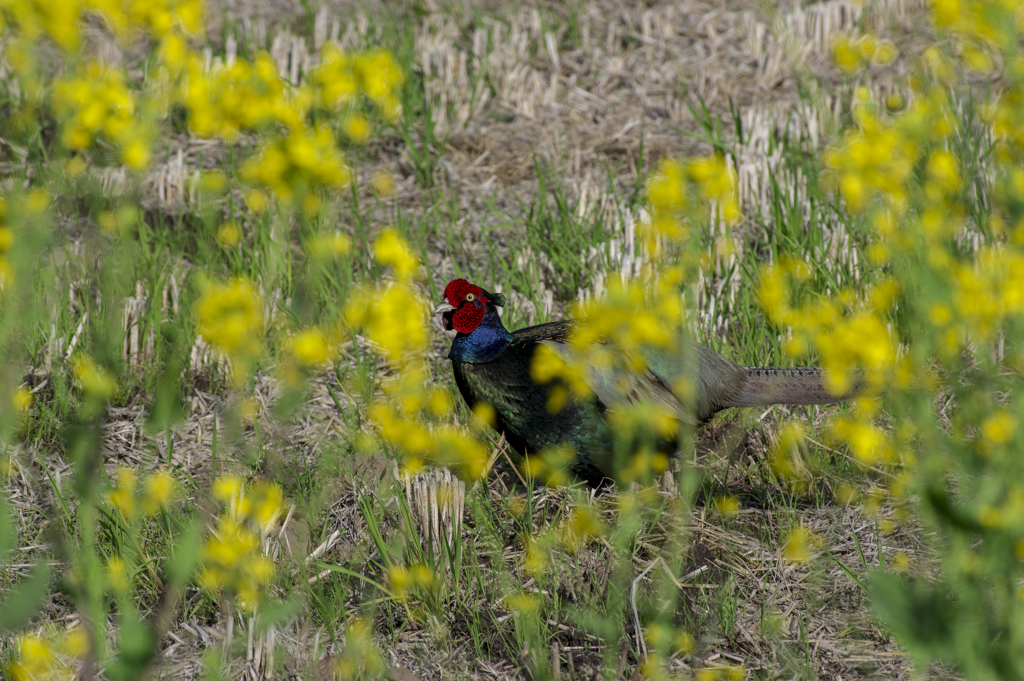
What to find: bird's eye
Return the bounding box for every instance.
[465,293,476,302]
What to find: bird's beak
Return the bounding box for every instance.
[433,301,457,316]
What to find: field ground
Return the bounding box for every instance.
[3,0,953,679]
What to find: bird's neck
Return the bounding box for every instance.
[448,309,514,363]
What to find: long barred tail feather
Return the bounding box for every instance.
[724,366,859,409]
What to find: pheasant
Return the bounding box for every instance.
[435,278,852,486]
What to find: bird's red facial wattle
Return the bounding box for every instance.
[439,279,490,334]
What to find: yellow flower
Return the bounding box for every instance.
[251,480,285,530]
[388,565,411,599]
[246,190,270,213]
[239,125,350,205]
[832,35,863,73]
[714,495,740,517]
[200,477,284,610]
[60,626,89,658]
[503,592,540,613]
[290,327,335,366]
[981,410,1017,446]
[194,277,264,383]
[307,232,351,258]
[8,634,70,681]
[107,467,138,518]
[212,475,243,502]
[783,526,814,563]
[142,470,177,515]
[373,228,419,279]
[73,354,118,401]
[121,138,151,171]
[216,221,241,247]
[342,114,372,143]
[926,149,961,194]
[12,386,32,413]
[370,172,397,196]
[107,556,129,591]
[558,504,606,552]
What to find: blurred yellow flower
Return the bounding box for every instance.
[289,327,335,367]
[194,277,264,384]
[503,591,540,613]
[783,526,815,563]
[8,634,72,681]
[239,125,350,206]
[216,221,241,247]
[307,232,351,258]
[12,386,32,413]
[107,556,129,592]
[142,469,177,514]
[715,495,740,517]
[981,410,1017,446]
[107,467,137,518]
[73,354,118,401]
[200,475,285,611]
[373,228,419,279]
[342,113,372,143]
[370,171,397,197]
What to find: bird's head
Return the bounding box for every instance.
[434,279,506,334]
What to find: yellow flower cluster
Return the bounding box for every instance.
[287,326,336,367]
[343,230,424,364]
[345,231,490,479]
[831,34,898,73]
[760,261,898,393]
[105,466,178,518]
[194,276,264,386]
[5,629,88,681]
[0,0,85,53]
[823,92,920,213]
[782,526,819,564]
[647,155,740,243]
[181,53,307,140]
[931,0,1020,73]
[503,591,540,613]
[238,124,350,213]
[370,394,490,479]
[555,503,606,553]
[531,275,686,408]
[331,618,385,681]
[198,476,284,610]
[72,353,118,402]
[99,0,203,41]
[2,0,404,201]
[52,62,151,170]
[950,247,1024,341]
[178,40,403,205]
[528,274,687,485]
[387,562,435,600]
[1,0,203,172]
[311,45,405,121]
[345,286,425,367]
[756,3,1024,544]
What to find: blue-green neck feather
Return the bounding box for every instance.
[448,308,514,363]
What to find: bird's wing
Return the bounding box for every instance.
[536,339,696,425]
